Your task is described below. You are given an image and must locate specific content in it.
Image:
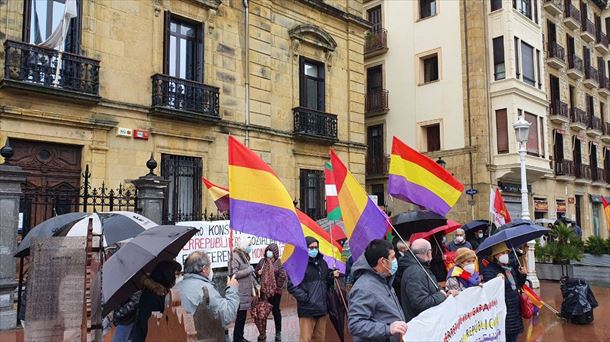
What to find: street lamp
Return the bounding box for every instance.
[513,115,539,288]
[436,157,446,168]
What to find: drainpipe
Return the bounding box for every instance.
[481,2,495,204]
[462,0,475,220]
[243,0,250,147]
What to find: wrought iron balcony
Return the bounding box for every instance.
[584,65,599,88]
[600,77,610,97]
[555,159,575,178]
[293,107,338,143]
[595,30,609,54]
[592,167,605,183]
[2,40,100,103]
[563,3,581,30]
[602,122,610,143]
[581,18,596,43]
[366,154,389,177]
[365,29,388,57]
[543,0,563,16]
[549,100,569,123]
[606,170,610,184]
[575,163,591,180]
[569,107,588,131]
[547,41,565,69]
[587,115,603,137]
[151,74,220,122]
[567,54,584,79]
[365,89,389,115]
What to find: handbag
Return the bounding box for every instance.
[519,290,535,319]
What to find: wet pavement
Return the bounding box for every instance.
[1,280,608,341]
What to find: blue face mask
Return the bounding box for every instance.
[389,258,398,275]
[308,248,319,258]
[245,246,252,254]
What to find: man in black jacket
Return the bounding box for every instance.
[288,236,339,342]
[400,239,457,321]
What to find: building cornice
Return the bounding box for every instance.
[297,0,371,30]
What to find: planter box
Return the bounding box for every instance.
[537,254,610,283]
[536,262,573,281]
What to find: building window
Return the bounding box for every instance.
[521,41,535,86]
[371,184,385,207]
[587,95,594,116]
[367,5,382,32]
[496,109,509,154]
[554,130,564,161]
[299,58,325,111]
[514,37,520,78]
[515,0,533,20]
[524,112,540,156]
[24,0,81,53]
[367,125,385,175]
[493,36,505,80]
[421,54,439,83]
[491,0,503,11]
[419,0,437,19]
[590,143,598,170]
[161,154,203,223]
[164,13,203,81]
[536,49,541,88]
[299,169,324,220]
[423,124,441,152]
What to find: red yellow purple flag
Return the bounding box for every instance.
[202,177,230,212]
[228,136,307,284]
[602,196,610,233]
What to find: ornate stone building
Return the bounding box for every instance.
[0,0,369,224]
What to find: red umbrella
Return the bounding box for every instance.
[408,220,461,243]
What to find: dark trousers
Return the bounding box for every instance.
[233,309,248,341]
[268,294,282,333]
[505,333,519,342]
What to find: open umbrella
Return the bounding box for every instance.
[461,220,491,232]
[101,225,198,316]
[15,211,156,257]
[408,220,461,243]
[391,210,447,238]
[14,212,89,257]
[476,224,550,255]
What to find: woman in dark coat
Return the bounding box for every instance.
[130,260,182,342]
[480,242,527,342]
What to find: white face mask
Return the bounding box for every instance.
[455,236,464,243]
[498,254,509,265]
[463,263,476,274]
[477,233,484,239]
[266,250,274,258]
[208,268,214,280]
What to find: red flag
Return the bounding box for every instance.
[602,196,610,233]
[490,188,511,227]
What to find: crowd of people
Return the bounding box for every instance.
[108,228,531,342]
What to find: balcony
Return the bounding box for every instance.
[366,155,389,177]
[581,18,596,43]
[563,3,581,30]
[150,74,220,122]
[364,29,388,58]
[567,54,584,79]
[584,65,599,89]
[595,31,609,55]
[570,107,588,131]
[574,163,592,184]
[365,89,389,116]
[549,100,569,124]
[547,41,566,69]
[555,159,575,181]
[293,107,338,143]
[1,40,100,103]
[592,167,606,186]
[599,77,610,97]
[544,0,563,16]
[587,115,603,137]
[602,123,610,143]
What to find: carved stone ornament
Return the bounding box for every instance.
[288,24,338,53]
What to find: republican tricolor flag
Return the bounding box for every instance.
[602,196,610,233]
[202,178,230,213]
[490,187,512,227]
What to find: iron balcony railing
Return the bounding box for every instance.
[567,54,584,73]
[605,122,610,135]
[365,89,389,114]
[585,65,598,81]
[550,100,569,118]
[564,3,581,24]
[555,159,575,177]
[581,18,596,37]
[365,29,388,55]
[570,107,588,125]
[592,167,605,182]
[599,75,608,88]
[293,107,338,141]
[589,115,603,131]
[151,74,220,119]
[548,41,565,61]
[3,40,100,96]
[366,154,389,176]
[596,30,609,47]
[575,163,591,179]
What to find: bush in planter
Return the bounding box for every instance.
[585,236,608,255]
[607,237,610,255]
[545,223,584,263]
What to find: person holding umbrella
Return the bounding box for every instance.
[254,243,287,341]
[480,242,528,342]
[230,237,257,342]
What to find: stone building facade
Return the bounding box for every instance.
[0,0,369,224]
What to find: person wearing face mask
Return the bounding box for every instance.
[348,239,407,342]
[400,239,458,321]
[446,228,473,251]
[445,248,481,292]
[480,242,528,342]
[230,237,257,342]
[174,251,239,341]
[287,236,340,342]
[255,243,287,341]
[468,229,487,250]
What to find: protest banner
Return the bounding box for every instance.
[403,277,506,342]
[175,220,284,268]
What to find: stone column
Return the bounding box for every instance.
[131,154,168,225]
[0,143,28,330]
[526,240,540,288]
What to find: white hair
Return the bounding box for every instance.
[237,237,252,250]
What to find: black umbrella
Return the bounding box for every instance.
[391,210,447,238]
[497,219,531,230]
[14,212,89,257]
[461,220,491,232]
[476,224,550,255]
[327,278,348,342]
[101,225,198,316]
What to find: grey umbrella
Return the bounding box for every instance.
[101,225,198,316]
[14,212,89,257]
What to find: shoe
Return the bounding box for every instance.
[275,332,281,341]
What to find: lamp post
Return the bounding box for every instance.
[513,115,540,288]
